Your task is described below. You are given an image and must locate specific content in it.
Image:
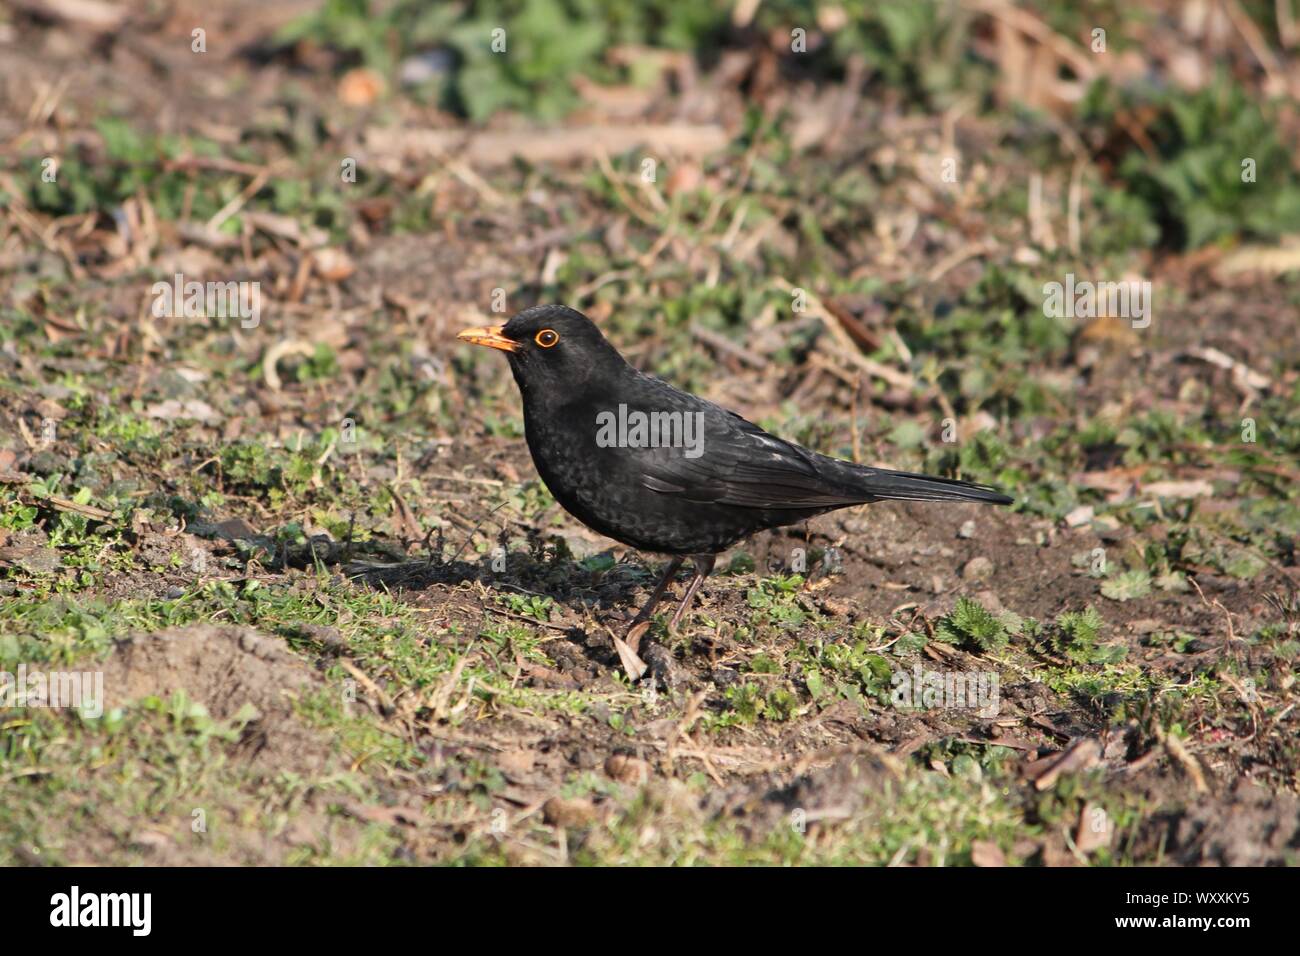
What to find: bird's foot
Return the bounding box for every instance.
[610,621,681,687]
[642,642,682,690]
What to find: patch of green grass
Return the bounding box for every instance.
[0,572,615,863]
[1080,72,1300,250]
[564,765,1046,866]
[745,573,810,629]
[935,597,1012,653]
[792,636,893,708]
[1100,569,1152,602]
[0,672,393,866]
[1028,606,1126,666]
[1046,662,1220,721]
[278,0,999,124]
[501,592,554,622]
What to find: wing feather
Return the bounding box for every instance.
[634,410,866,509]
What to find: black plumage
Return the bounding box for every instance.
[457,304,1011,676]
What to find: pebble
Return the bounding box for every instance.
[604,754,649,786]
[1064,505,1095,528]
[543,796,596,828]
[961,556,995,581]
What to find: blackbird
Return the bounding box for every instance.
[458,304,1012,678]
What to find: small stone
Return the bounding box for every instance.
[27,450,70,476]
[33,398,68,420]
[211,517,258,541]
[302,623,346,653]
[398,50,453,86]
[971,840,1006,867]
[0,546,60,574]
[1064,505,1095,528]
[665,162,702,197]
[312,247,356,282]
[144,399,220,424]
[961,556,994,582]
[643,643,681,690]
[710,667,739,687]
[958,519,976,539]
[337,67,385,106]
[542,796,595,828]
[604,754,649,786]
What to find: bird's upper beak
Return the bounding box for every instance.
[456,324,519,353]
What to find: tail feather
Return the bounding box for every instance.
[852,466,1013,506]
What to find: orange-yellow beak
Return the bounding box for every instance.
[456,324,518,353]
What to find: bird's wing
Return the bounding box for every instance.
[613,374,1011,510]
[636,407,867,510]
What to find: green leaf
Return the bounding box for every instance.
[1223,551,1266,580]
[1101,570,1152,601]
[935,598,1009,652]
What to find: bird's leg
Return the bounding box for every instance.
[630,557,684,626]
[623,556,683,655]
[635,554,717,689]
[667,554,716,632]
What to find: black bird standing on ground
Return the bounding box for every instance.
[458,304,1012,679]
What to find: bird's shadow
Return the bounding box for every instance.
[344,544,667,670]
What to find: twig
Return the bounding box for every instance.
[365,124,728,168]
[206,165,277,233]
[1224,0,1290,95]
[1153,723,1209,794]
[689,323,767,369]
[964,0,1097,80]
[0,473,113,519]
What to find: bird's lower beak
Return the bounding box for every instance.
[456,324,518,353]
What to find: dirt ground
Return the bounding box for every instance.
[1,1,1298,866]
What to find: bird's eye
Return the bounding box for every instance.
[534,329,559,348]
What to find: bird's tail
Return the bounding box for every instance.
[845,464,1013,505]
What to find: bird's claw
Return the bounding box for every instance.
[610,622,679,688]
[642,643,681,690]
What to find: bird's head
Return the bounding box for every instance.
[456,304,626,395]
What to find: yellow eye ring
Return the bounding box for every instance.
[535,329,560,348]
